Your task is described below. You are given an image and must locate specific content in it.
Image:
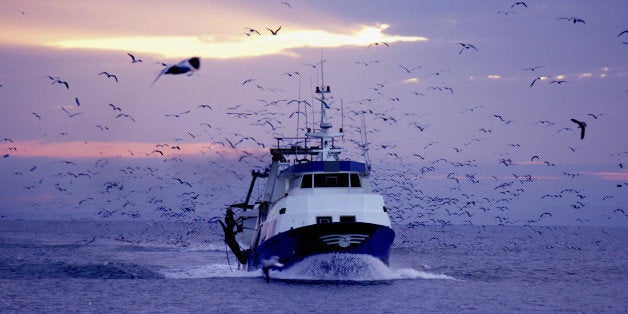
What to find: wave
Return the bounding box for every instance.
[160,253,455,282]
[272,253,455,282]
[0,260,162,279]
[160,263,259,279]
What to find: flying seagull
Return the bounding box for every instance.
[511,1,527,8]
[99,71,118,82]
[127,53,142,63]
[266,26,282,35]
[150,57,200,88]
[558,17,586,24]
[570,118,586,140]
[261,255,284,283]
[457,43,478,54]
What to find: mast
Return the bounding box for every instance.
[305,60,344,161]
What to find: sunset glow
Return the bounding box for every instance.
[48,24,427,59]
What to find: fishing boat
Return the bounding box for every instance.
[220,72,395,281]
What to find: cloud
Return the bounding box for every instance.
[401,78,419,84]
[584,170,628,181]
[1,140,261,159]
[47,24,427,59]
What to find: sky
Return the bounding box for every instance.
[0,0,626,226]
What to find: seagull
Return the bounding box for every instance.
[108,103,122,111]
[150,57,200,88]
[54,79,70,89]
[127,53,142,63]
[266,26,282,35]
[570,118,586,140]
[539,212,552,218]
[530,76,550,87]
[61,107,82,118]
[261,256,284,283]
[99,71,118,82]
[399,64,422,73]
[457,43,478,54]
[116,113,136,122]
[367,42,389,49]
[244,27,261,35]
[558,17,586,24]
[523,66,542,71]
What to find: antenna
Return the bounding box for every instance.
[295,75,301,146]
[361,112,371,168]
[305,56,343,162]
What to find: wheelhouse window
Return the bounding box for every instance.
[314,173,348,187]
[350,173,361,187]
[301,173,363,188]
[300,174,312,188]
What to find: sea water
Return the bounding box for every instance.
[0,220,625,312]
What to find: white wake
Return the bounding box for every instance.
[161,253,454,281]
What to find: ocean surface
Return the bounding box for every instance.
[0,220,626,312]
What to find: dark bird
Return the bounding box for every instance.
[108,103,122,111]
[523,66,542,71]
[244,27,261,35]
[74,97,81,107]
[570,118,586,140]
[280,1,291,8]
[618,30,628,37]
[266,26,282,35]
[531,155,540,161]
[530,76,551,87]
[558,17,586,24]
[497,10,516,15]
[32,112,41,120]
[457,43,478,54]
[399,64,422,73]
[539,212,552,218]
[165,110,191,118]
[150,57,201,88]
[116,113,136,122]
[61,107,82,118]
[54,79,70,89]
[367,42,389,49]
[127,53,142,63]
[425,69,450,77]
[99,71,118,82]
[511,1,527,8]
[301,60,326,68]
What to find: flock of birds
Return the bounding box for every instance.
[1,1,627,242]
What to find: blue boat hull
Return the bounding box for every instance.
[247,222,395,272]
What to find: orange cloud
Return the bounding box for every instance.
[1,140,262,159]
[584,170,628,181]
[47,24,427,59]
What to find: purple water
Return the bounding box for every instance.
[0,220,625,312]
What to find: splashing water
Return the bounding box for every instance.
[272,253,455,281]
[161,253,454,281]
